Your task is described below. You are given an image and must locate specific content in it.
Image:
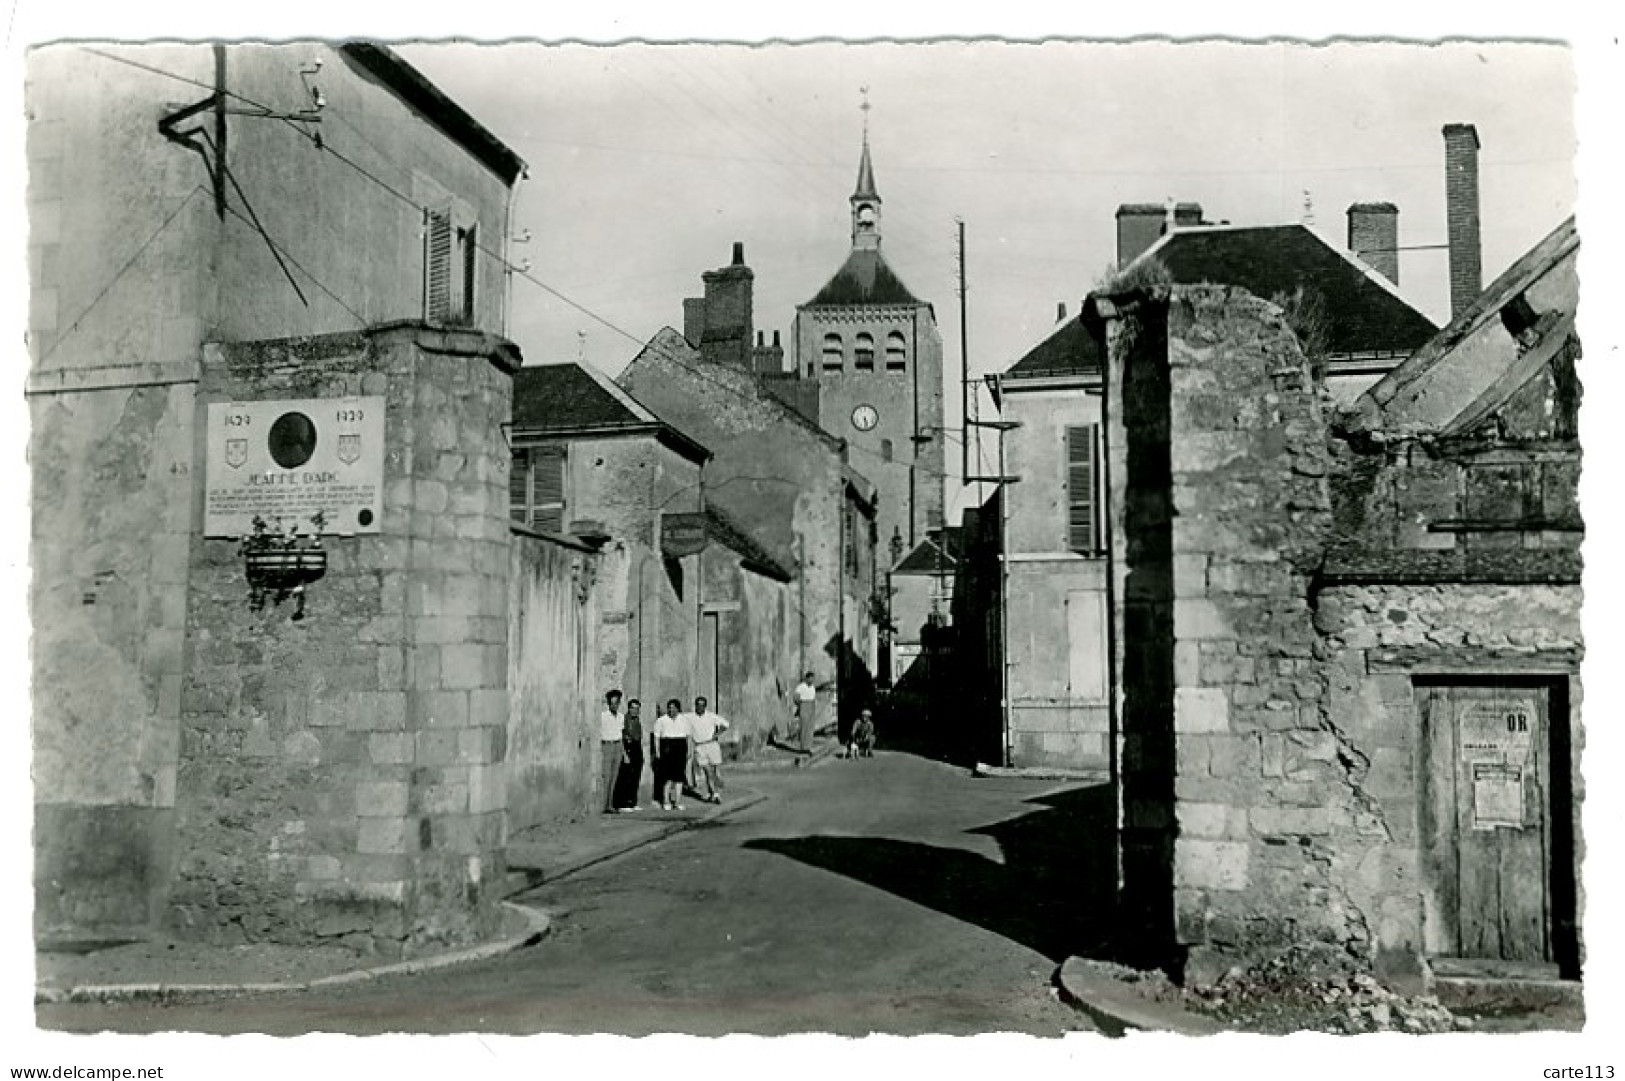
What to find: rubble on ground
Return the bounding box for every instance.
[1182,942,1472,1034]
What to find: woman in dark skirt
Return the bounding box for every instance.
[613,698,645,811]
[652,698,693,811]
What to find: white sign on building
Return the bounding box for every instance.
[205,397,386,537]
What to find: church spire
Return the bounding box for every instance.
[851,87,881,250]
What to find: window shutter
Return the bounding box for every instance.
[1067,425,1099,553]
[532,449,566,532]
[424,208,453,323]
[509,449,531,525]
[453,223,477,326]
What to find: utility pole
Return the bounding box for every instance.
[957,218,970,488]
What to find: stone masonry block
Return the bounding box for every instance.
[467,764,505,815]
[1173,553,1209,598]
[356,780,410,818]
[1174,641,1202,687]
[369,732,414,765]
[1181,801,1232,839]
[347,691,408,731]
[357,816,416,855]
[470,688,508,729]
[1250,806,1332,837]
[458,726,503,765]
[440,644,484,691]
[1174,838,1250,891]
[416,729,461,767]
[418,690,469,729]
[1174,687,1230,734]
[1174,599,1233,641]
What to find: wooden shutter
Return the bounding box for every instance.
[1067,425,1099,553]
[424,208,453,323]
[531,448,566,532]
[453,223,477,326]
[509,449,531,525]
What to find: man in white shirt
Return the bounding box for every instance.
[791,671,819,752]
[598,690,625,814]
[687,696,731,804]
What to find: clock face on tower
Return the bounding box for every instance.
[851,404,879,432]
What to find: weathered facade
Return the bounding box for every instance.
[29,43,527,948]
[1084,215,1582,988]
[620,320,880,734]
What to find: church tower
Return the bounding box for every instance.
[793,113,945,554]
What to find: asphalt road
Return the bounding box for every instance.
[39,752,1111,1036]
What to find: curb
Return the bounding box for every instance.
[974,763,1110,782]
[1054,957,1227,1037]
[730,743,842,772]
[35,902,552,1007]
[516,791,769,887]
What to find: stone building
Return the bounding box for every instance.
[27,43,554,953]
[962,165,1443,772]
[508,360,794,761]
[1082,204,1581,990]
[619,302,881,738]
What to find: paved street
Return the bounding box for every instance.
[39,752,1111,1036]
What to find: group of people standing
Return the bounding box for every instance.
[598,690,730,814]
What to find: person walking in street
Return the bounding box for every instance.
[598,690,626,814]
[688,696,730,804]
[791,670,819,752]
[653,698,693,811]
[613,698,645,812]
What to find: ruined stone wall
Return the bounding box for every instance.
[170,325,513,955]
[1314,581,1584,974]
[1104,286,1371,982]
[507,531,601,833]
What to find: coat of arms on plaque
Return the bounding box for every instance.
[337,433,362,465]
[225,438,248,469]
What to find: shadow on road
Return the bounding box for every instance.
[744,782,1117,962]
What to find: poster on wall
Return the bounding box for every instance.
[1471,762,1526,830]
[205,397,386,537]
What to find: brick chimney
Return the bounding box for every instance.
[1444,123,1482,319]
[1116,202,1204,268]
[1116,204,1166,267]
[1346,202,1399,286]
[699,242,754,369]
[751,329,786,375]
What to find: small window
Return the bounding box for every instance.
[881,438,894,463]
[510,447,566,531]
[855,332,875,371]
[822,333,844,372]
[1067,425,1103,554]
[886,331,907,370]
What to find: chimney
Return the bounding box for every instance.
[699,242,754,368]
[1056,301,1068,322]
[751,327,786,375]
[1347,202,1400,286]
[1116,204,1166,267]
[1444,123,1482,319]
[1116,202,1204,268]
[682,298,707,349]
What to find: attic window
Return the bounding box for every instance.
[1500,292,1541,343]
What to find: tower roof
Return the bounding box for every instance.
[854,138,879,201]
[805,249,921,306]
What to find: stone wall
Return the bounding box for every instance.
[169,324,514,955]
[1102,285,1364,981]
[507,530,601,833]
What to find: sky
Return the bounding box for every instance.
[3,6,1622,1080]
[399,40,1577,513]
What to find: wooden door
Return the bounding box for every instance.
[1419,683,1552,963]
